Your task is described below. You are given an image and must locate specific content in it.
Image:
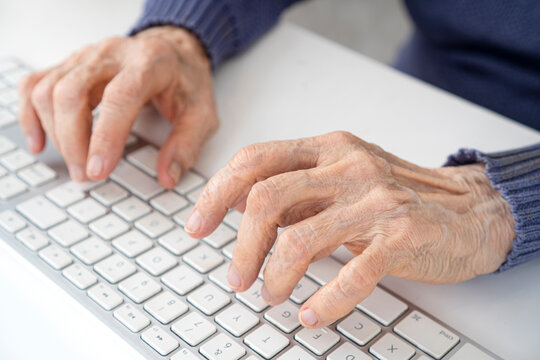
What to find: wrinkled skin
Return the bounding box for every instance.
[18,26,217,188]
[186,131,516,328]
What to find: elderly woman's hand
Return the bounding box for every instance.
[18,26,217,188]
[186,131,516,328]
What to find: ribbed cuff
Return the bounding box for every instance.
[445,143,540,272]
[130,0,239,68]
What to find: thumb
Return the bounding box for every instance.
[298,245,390,328]
[156,111,218,189]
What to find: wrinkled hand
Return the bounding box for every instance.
[18,26,217,188]
[186,131,515,328]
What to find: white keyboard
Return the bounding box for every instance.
[0,58,502,360]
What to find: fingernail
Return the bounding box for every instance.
[261,285,271,303]
[87,155,103,178]
[26,133,39,153]
[185,209,202,233]
[227,265,241,289]
[168,161,181,184]
[69,165,85,182]
[300,309,318,326]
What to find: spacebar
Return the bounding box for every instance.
[110,160,163,201]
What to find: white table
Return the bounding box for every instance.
[1,1,539,359]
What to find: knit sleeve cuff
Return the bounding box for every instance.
[129,0,239,68]
[445,143,540,272]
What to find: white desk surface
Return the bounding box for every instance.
[1,1,539,359]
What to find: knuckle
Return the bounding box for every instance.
[89,129,114,149]
[53,79,82,109]
[102,79,139,104]
[326,130,357,144]
[97,37,123,55]
[277,227,312,263]
[30,82,50,110]
[231,144,264,170]
[247,180,277,212]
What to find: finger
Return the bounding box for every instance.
[30,65,76,149]
[261,207,350,305]
[299,244,391,328]
[185,138,321,237]
[156,108,217,189]
[228,169,334,292]
[86,65,165,180]
[53,61,118,181]
[18,71,48,153]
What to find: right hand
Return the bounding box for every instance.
[18,26,218,188]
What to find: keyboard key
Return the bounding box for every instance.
[171,348,199,360]
[0,148,35,171]
[394,310,459,359]
[369,333,415,360]
[17,162,56,187]
[264,300,300,334]
[110,160,163,201]
[183,244,223,273]
[0,209,26,233]
[136,247,177,276]
[215,303,259,337]
[119,272,161,303]
[2,67,30,86]
[236,280,269,313]
[46,181,86,207]
[16,196,66,230]
[208,262,233,293]
[70,237,112,265]
[135,211,174,238]
[112,196,151,221]
[127,145,158,177]
[0,136,16,155]
[306,256,342,286]
[15,227,49,251]
[171,312,216,346]
[158,227,198,256]
[172,205,193,226]
[94,253,137,284]
[200,333,246,360]
[187,283,230,315]
[90,181,128,206]
[0,164,6,177]
[48,220,88,247]
[113,303,150,333]
[278,346,316,360]
[87,282,123,310]
[203,223,236,249]
[161,265,204,296]
[244,324,289,359]
[186,186,203,203]
[448,343,496,360]
[295,327,340,356]
[38,245,73,270]
[141,325,179,356]
[67,198,107,224]
[221,242,235,260]
[143,291,188,324]
[174,171,205,195]
[337,311,381,346]
[356,287,408,326]
[223,210,242,230]
[62,263,97,290]
[112,229,153,258]
[150,191,188,216]
[0,174,28,199]
[89,213,129,240]
[327,343,371,360]
[0,88,17,107]
[290,277,318,304]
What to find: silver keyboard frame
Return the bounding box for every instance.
[0,59,503,360]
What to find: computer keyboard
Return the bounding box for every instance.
[0,57,502,360]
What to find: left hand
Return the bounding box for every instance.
[185,131,515,328]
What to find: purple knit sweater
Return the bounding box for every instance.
[130,0,540,272]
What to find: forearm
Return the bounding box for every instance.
[130,0,304,67]
[445,142,540,271]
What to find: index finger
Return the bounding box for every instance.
[186,138,320,237]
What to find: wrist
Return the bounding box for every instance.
[136,26,211,69]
